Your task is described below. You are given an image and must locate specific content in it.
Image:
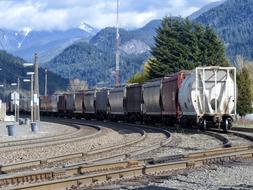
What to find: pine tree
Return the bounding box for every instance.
[237,67,253,117]
[201,26,229,66]
[147,17,229,79]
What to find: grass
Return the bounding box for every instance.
[233,118,253,128]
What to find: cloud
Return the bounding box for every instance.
[0,0,214,31]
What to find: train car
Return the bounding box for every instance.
[66,93,75,117]
[178,66,237,131]
[19,97,30,114]
[40,95,58,116]
[74,91,85,118]
[125,84,143,123]
[5,101,10,115]
[58,94,67,117]
[108,87,126,121]
[95,89,109,120]
[161,72,187,124]
[142,79,162,123]
[83,90,96,119]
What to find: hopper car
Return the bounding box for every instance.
[18,66,236,132]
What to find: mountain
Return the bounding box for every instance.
[0,23,98,63]
[43,42,114,87]
[79,22,97,34]
[0,50,68,100]
[90,20,161,53]
[189,1,225,20]
[193,0,253,61]
[43,20,161,87]
[43,41,149,87]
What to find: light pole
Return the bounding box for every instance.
[27,72,34,122]
[45,69,47,96]
[11,81,19,122]
[34,53,40,123]
[24,53,40,124]
[11,78,20,122]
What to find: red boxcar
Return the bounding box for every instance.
[161,71,187,124]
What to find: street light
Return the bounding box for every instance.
[23,79,30,82]
[23,63,34,67]
[0,84,4,87]
[23,54,40,124]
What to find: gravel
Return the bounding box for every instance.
[219,133,253,146]
[132,132,221,159]
[93,160,253,190]
[0,127,142,164]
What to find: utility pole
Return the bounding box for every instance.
[34,53,40,123]
[30,74,34,122]
[17,77,20,122]
[45,69,47,96]
[115,0,120,86]
[14,91,17,122]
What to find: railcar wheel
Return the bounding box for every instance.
[222,119,229,133]
[200,119,207,131]
[180,118,188,128]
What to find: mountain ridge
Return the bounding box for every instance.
[189,0,225,20]
[193,0,253,60]
[0,50,68,98]
[42,20,160,87]
[0,22,97,63]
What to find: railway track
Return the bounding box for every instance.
[1,119,252,189]
[0,119,237,174]
[0,120,171,173]
[0,145,252,190]
[0,121,102,152]
[208,128,253,146]
[231,127,253,133]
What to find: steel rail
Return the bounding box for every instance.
[0,122,148,173]
[208,128,253,144]
[0,145,252,190]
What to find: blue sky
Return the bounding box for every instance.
[0,0,219,31]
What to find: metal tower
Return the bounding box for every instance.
[115,0,120,86]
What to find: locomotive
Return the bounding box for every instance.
[26,66,237,132]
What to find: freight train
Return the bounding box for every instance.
[18,66,237,132]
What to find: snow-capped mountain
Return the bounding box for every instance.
[17,27,32,48]
[79,22,97,34]
[0,23,97,62]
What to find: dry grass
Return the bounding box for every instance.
[234,117,253,128]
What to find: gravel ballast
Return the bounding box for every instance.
[94,160,253,190]
[132,132,221,160]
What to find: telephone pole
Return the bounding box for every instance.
[115,0,120,86]
[17,77,20,122]
[45,69,47,96]
[30,73,34,122]
[34,53,40,123]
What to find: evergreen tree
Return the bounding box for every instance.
[237,67,253,117]
[201,26,229,66]
[148,17,229,79]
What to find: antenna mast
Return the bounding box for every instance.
[115,0,120,86]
